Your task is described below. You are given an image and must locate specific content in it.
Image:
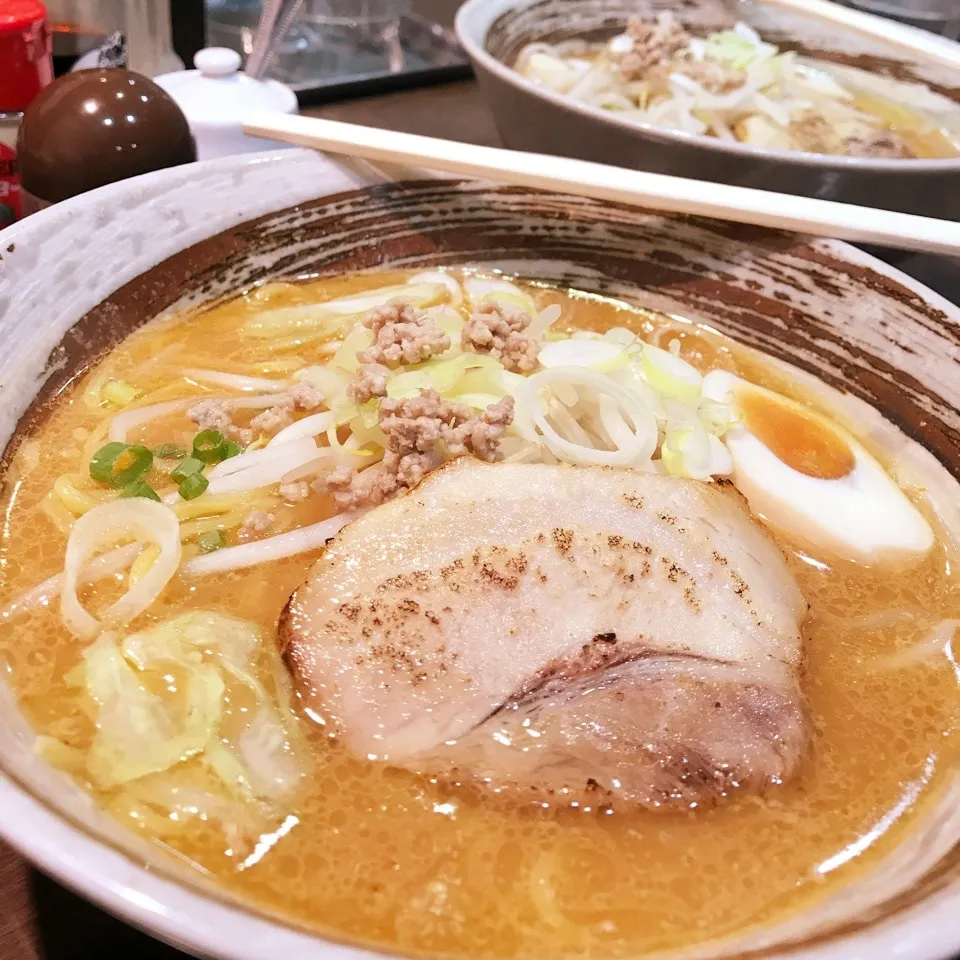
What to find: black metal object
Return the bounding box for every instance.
[201,1,471,104]
[836,0,960,40]
[170,0,207,68]
[290,13,472,107]
[294,59,473,107]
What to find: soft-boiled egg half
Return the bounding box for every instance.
[701,370,934,565]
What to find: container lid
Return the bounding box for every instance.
[0,0,52,112]
[153,48,298,125]
[0,0,45,33]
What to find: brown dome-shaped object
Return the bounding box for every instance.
[17,68,196,210]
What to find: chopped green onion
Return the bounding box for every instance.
[102,378,138,407]
[221,439,243,460]
[120,480,161,502]
[170,457,205,483]
[153,443,187,460]
[193,429,226,464]
[196,529,225,554]
[89,442,153,488]
[178,472,209,501]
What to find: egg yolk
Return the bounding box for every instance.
[737,386,856,480]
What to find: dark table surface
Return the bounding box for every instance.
[3,68,960,960]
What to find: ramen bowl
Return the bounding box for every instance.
[455,0,960,218]
[0,150,957,959]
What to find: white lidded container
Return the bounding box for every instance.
[155,48,299,161]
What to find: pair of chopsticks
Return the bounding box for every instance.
[245,113,960,257]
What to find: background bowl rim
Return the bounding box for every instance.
[454,0,960,172]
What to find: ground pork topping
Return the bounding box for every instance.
[279,480,310,502]
[188,398,231,433]
[356,301,451,369]
[346,362,391,404]
[187,398,254,445]
[441,395,515,461]
[319,390,515,510]
[249,404,293,436]
[237,509,274,541]
[249,382,326,436]
[461,301,539,373]
[322,450,443,512]
[844,129,915,159]
[646,55,745,94]
[617,13,691,82]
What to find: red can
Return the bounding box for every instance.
[0,0,53,227]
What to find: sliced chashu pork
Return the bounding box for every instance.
[281,459,807,810]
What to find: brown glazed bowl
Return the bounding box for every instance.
[0,150,957,959]
[455,0,960,218]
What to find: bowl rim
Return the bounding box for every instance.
[0,150,959,960]
[454,0,960,172]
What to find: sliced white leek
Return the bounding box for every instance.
[463,277,536,315]
[61,500,182,640]
[641,344,703,401]
[539,338,628,372]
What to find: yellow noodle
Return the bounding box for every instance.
[245,281,303,304]
[259,330,344,354]
[108,795,186,838]
[161,355,305,377]
[53,474,118,516]
[81,419,111,464]
[40,491,76,535]
[172,492,274,521]
[16,439,41,476]
[127,382,210,407]
[178,499,278,540]
[243,436,269,453]
[128,544,161,588]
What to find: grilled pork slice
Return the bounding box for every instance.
[281,459,807,810]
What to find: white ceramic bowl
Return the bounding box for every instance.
[0,151,957,959]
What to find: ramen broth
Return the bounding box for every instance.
[848,88,960,159]
[0,272,956,958]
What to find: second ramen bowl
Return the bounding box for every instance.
[456,0,960,218]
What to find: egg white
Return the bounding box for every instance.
[702,370,934,564]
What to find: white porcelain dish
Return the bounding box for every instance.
[155,48,299,160]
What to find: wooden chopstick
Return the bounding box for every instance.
[244,113,960,257]
[763,0,960,70]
